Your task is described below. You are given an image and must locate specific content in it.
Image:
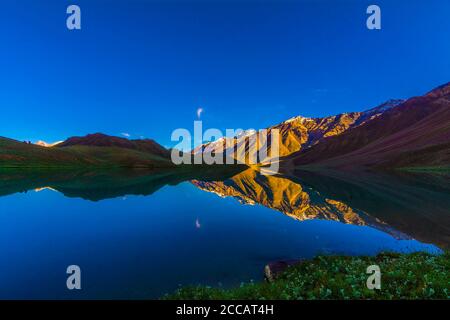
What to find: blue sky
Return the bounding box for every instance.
[1,0,449,147]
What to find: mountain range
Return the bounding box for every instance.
[194,82,450,171]
[288,82,450,170]
[0,82,449,171]
[194,98,404,158]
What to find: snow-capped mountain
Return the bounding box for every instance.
[35,140,63,147]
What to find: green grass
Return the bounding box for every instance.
[0,137,173,169]
[165,252,449,300]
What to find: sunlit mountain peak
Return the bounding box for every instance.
[35,140,63,147]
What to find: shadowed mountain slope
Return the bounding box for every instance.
[289,82,450,170]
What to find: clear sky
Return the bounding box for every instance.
[1,0,449,147]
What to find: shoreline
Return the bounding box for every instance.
[165,251,449,300]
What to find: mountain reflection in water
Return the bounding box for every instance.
[193,168,450,249]
[0,167,448,249]
[1,167,447,298]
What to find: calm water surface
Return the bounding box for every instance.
[0,169,447,299]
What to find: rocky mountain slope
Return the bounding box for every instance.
[193,99,404,163]
[289,82,450,170]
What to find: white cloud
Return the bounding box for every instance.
[121,132,131,138]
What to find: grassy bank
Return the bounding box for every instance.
[165,252,449,300]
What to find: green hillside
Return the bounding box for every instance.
[0,137,173,169]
